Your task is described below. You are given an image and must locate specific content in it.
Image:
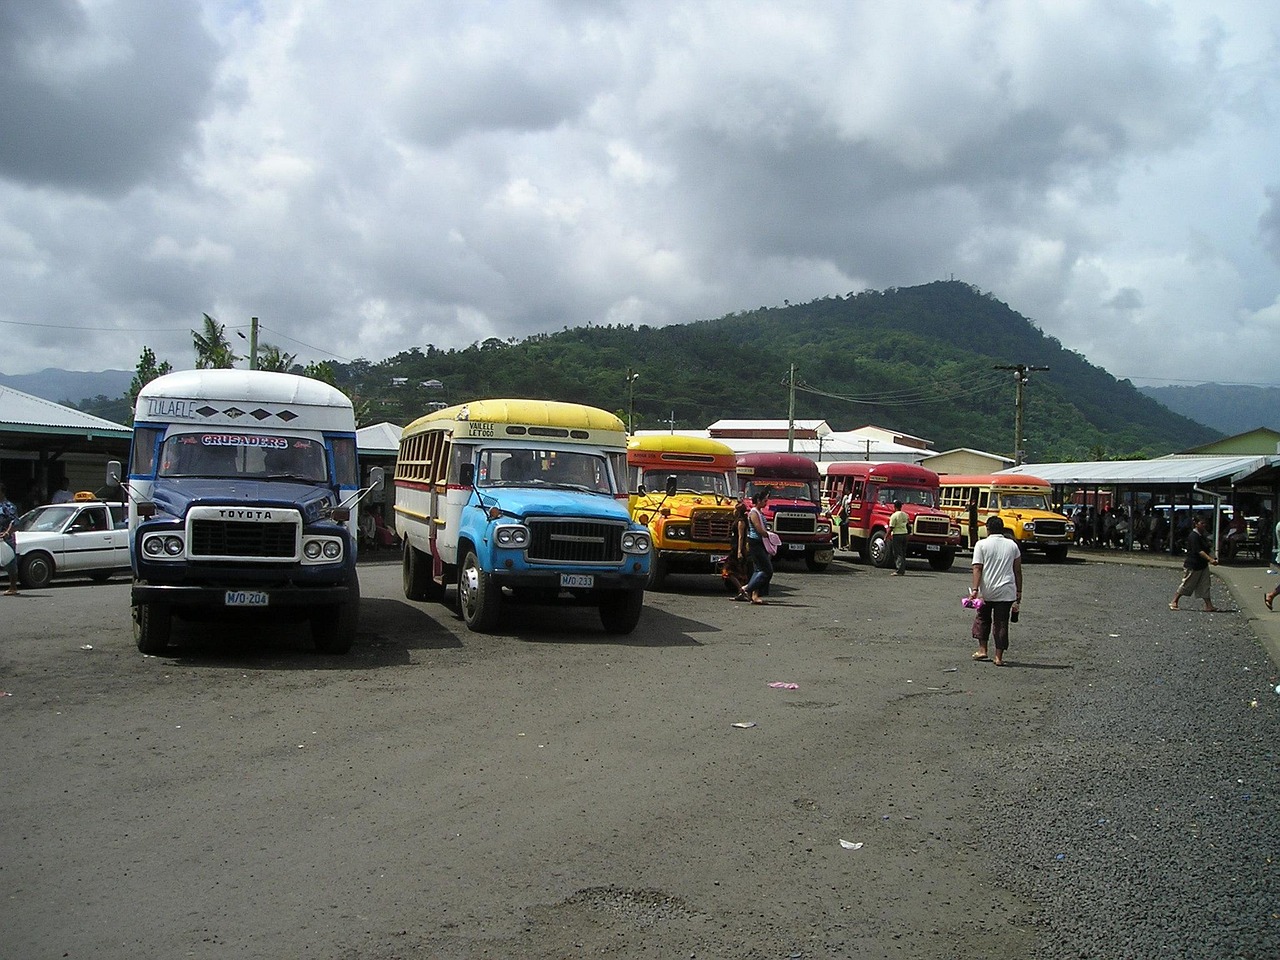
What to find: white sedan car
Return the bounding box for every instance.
[14,501,130,588]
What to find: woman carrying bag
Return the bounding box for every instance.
[736,489,774,605]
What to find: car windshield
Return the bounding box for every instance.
[479,448,612,493]
[158,433,328,482]
[640,470,733,496]
[16,505,77,532]
[875,486,937,507]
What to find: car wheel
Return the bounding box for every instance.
[458,547,501,632]
[19,552,54,589]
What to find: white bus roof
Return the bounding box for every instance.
[136,370,355,432]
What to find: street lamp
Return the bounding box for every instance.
[626,369,640,434]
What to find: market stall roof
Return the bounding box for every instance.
[357,421,402,457]
[0,384,131,456]
[1000,455,1276,487]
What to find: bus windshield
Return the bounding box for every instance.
[158,433,328,483]
[744,478,819,504]
[874,485,937,508]
[1000,493,1050,510]
[480,448,612,494]
[639,469,733,497]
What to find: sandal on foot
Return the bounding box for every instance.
[1168,602,1179,611]
[971,651,990,661]
[1266,595,1274,611]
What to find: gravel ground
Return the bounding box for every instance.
[972,562,1279,960]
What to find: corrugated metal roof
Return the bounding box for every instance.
[0,384,131,438]
[356,421,402,456]
[1000,456,1274,486]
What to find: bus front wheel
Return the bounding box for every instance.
[599,589,644,635]
[868,530,891,568]
[458,548,501,632]
[133,602,171,655]
[927,549,956,572]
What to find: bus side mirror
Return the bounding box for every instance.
[665,475,678,496]
[637,484,647,496]
[367,466,385,495]
[106,461,122,486]
[460,463,475,487]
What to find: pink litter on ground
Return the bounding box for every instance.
[767,682,799,690]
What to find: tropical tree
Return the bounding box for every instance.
[302,360,336,385]
[256,344,297,373]
[192,313,239,369]
[128,346,173,409]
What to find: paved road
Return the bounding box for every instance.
[1,550,1276,959]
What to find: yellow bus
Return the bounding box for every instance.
[626,434,739,589]
[937,473,1074,562]
[394,399,652,633]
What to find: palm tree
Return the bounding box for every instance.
[256,344,298,373]
[192,313,240,369]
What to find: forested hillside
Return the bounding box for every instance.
[335,281,1218,460]
[1138,383,1280,437]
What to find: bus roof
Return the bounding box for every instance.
[823,461,940,482]
[404,398,626,444]
[735,452,820,479]
[134,369,355,432]
[628,434,736,458]
[939,473,1051,487]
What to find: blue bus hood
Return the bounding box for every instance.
[149,478,339,524]
[482,488,633,523]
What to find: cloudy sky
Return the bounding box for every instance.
[2,0,1278,387]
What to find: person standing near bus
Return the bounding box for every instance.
[889,500,909,575]
[967,494,979,549]
[738,490,774,605]
[970,516,1021,666]
[1170,514,1218,612]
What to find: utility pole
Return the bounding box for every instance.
[625,368,640,434]
[249,316,259,370]
[786,363,797,453]
[994,363,1049,466]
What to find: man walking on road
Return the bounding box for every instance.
[970,516,1022,666]
[889,500,909,575]
[1170,514,1219,612]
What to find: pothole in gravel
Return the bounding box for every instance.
[562,886,700,928]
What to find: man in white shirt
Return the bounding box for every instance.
[51,480,74,504]
[970,516,1022,666]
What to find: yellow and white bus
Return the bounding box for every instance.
[394,399,652,633]
[937,473,1074,562]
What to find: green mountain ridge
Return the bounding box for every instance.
[345,280,1218,460]
[1137,383,1280,437]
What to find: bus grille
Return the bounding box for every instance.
[1033,520,1070,539]
[773,511,816,535]
[913,516,952,538]
[691,509,734,542]
[191,520,298,558]
[528,520,623,563]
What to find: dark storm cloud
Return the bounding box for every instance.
[0,0,220,196]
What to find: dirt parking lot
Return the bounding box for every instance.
[1,552,1277,959]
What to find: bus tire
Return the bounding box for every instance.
[458,547,501,632]
[133,601,171,655]
[1045,545,1069,563]
[868,530,891,568]
[313,574,359,654]
[927,549,956,572]
[805,553,830,572]
[647,554,668,590]
[599,588,644,635]
[403,540,443,601]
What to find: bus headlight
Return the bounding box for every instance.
[816,521,832,536]
[302,536,343,564]
[495,524,529,547]
[666,524,690,540]
[621,530,651,554]
[143,534,184,559]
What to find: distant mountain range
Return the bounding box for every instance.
[0,368,133,407]
[1137,384,1279,437]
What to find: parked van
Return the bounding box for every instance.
[627,435,738,589]
[395,399,651,634]
[820,461,962,570]
[735,453,834,571]
[938,473,1074,561]
[126,370,371,655]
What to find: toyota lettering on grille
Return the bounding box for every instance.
[216,508,275,521]
[549,533,606,544]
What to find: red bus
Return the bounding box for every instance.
[820,461,962,570]
[735,453,834,572]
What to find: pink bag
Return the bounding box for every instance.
[764,531,782,556]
